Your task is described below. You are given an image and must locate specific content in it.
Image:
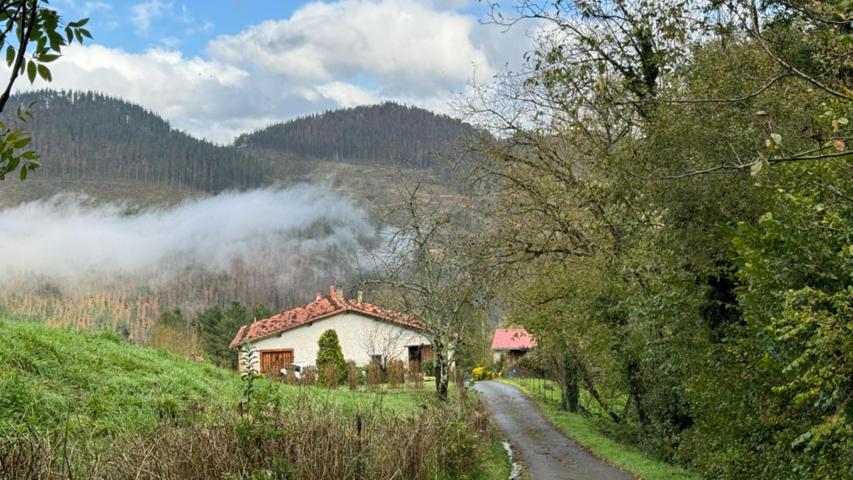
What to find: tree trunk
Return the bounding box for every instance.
[561,351,580,412]
[577,358,621,422]
[626,358,650,430]
[433,341,450,400]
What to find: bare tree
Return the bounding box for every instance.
[361,321,407,366]
[365,184,482,399]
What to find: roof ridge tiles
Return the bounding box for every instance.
[230,285,422,348]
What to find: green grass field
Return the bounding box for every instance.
[502,378,701,480]
[0,318,511,479]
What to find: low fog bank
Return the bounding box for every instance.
[0,186,377,297]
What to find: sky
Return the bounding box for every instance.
[19,0,535,143]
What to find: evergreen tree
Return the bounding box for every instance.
[315,329,346,384]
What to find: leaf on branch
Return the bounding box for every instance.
[26,60,36,83]
[68,18,89,28]
[831,139,845,152]
[36,53,60,63]
[37,64,51,82]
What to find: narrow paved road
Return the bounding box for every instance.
[474,380,634,480]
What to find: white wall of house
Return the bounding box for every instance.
[241,312,430,372]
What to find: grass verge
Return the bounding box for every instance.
[478,426,513,480]
[500,379,701,480]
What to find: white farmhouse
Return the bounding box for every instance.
[230,286,431,375]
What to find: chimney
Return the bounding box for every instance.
[357,291,363,303]
[315,291,322,302]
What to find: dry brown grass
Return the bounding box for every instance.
[347,362,360,391]
[366,361,382,391]
[387,360,405,390]
[0,395,494,480]
[407,361,425,390]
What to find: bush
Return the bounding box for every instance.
[471,367,495,381]
[323,364,339,389]
[421,358,435,376]
[387,359,405,389]
[284,366,297,385]
[407,361,424,389]
[0,394,497,480]
[346,361,359,391]
[366,360,382,390]
[301,366,317,385]
[315,329,346,384]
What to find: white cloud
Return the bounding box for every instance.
[131,0,172,34]
[10,0,533,143]
[317,82,380,107]
[82,1,113,15]
[208,0,494,97]
[432,0,473,7]
[12,45,352,142]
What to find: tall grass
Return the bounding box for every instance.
[1,396,495,480]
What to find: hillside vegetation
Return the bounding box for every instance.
[0,318,507,479]
[4,91,269,193]
[235,102,477,169]
[0,92,466,211]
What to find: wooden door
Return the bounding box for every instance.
[260,349,293,374]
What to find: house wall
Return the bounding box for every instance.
[493,349,529,364]
[241,312,430,373]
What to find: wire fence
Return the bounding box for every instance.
[505,367,562,407]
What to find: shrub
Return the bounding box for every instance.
[301,366,317,385]
[366,360,382,390]
[315,329,346,384]
[323,363,339,389]
[471,367,495,381]
[0,396,496,480]
[284,366,297,385]
[421,358,435,376]
[407,361,424,389]
[346,361,359,390]
[387,359,405,389]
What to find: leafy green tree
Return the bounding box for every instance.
[197,302,268,369]
[0,1,90,180]
[315,329,346,384]
[465,0,850,474]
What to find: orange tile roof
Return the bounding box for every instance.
[229,285,422,348]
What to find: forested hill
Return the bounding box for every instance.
[234,102,477,169]
[4,90,268,192]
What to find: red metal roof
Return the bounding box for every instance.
[229,286,422,348]
[491,328,535,351]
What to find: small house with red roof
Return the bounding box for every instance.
[491,328,535,364]
[230,286,431,375]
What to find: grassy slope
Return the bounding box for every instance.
[0,318,243,434]
[500,379,701,480]
[0,318,438,433]
[0,319,510,479]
